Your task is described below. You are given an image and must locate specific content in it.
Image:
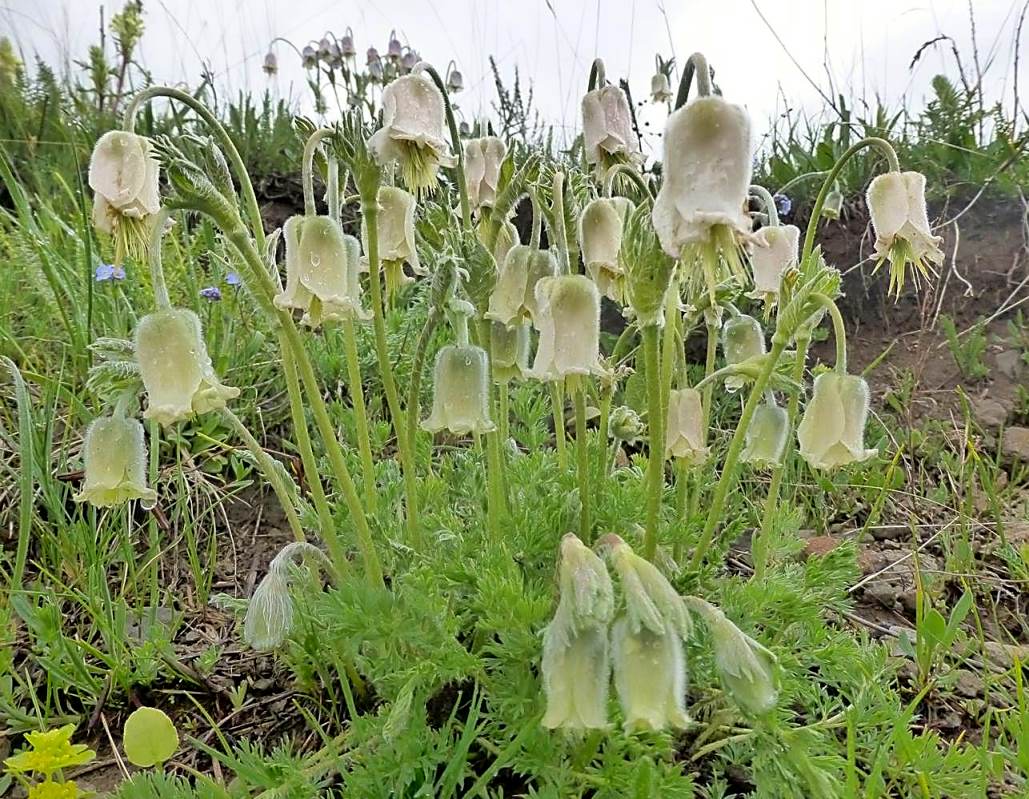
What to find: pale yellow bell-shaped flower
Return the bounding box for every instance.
[686,597,778,717]
[491,218,520,269]
[581,85,639,172]
[368,71,457,194]
[603,536,691,732]
[797,372,877,470]
[748,224,799,301]
[652,96,752,258]
[651,72,673,103]
[741,401,788,469]
[485,245,557,326]
[866,170,943,296]
[135,308,239,426]
[664,388,708,464]
[722,314,766,392]
[275,215,370,327]
[579,196,634,304]
[490,320,530,383]
[244,542,328,651]
[74,414,157,509]
[422,344,496,435]
[362,185,422,273]
[528,275,607,382]
[464,136,506,209]
[88,131,161,233]
[542,534,615,731]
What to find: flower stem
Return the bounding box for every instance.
[811,293,848,373]
[550,382,567,470]
[588,58,606,90]
[123,86,266,250]
[418,64,471,228]
[302,128,335,216]
[498,382,511,443]
[802,137,900,260]
[641,324,664,559]
[673,52,712,109]
[603,163,655,199]
[551,171,571,274]
[570,375,592,541]
[147,208,172,309]
[748,184,779,227]
[341,318,378,514]
[691,336,788,570]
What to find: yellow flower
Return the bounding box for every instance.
[463,137,506,209]
[748,224,799,301]
[27,780,82,799]
[4,725,95,777]
[73,414,157,509]
[422,345,496,435]
[579,197,634,304]
[527,275,607,382]
[485,245,557,327]
[722,314,765,392]
[797,373,877,470]
[741,401,788,469]
[664,388,708,465]
[490,321,530,383]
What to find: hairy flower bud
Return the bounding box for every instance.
[722,314,765,392]
[580,196,634,304]
[541,534,614,731]
[604,537,691,731]
[741,401,788,468]
[609,405,644,445]
[664,388,708,464]
[422,344,496,435]
[276,215,370,326]
[262,50,278,75]
[89,131,160,236]
[749,224,799,301]
[368,72,457,194]
[485,244,557,326]
[244,542,328,651]
[652,96,752,258]
[621,204,675,327]
[582,85,639,174]
[528,275,606,382]
[74,414,157,509]
[135,308,239,426]
[464,136,506,209]
[866,170,943,296]
[650,71,672,103]
[490,320,530,383]
[797,372,877,470]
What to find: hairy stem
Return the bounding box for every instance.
[642,324,664,559]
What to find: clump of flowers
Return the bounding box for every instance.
[4,724,95,799]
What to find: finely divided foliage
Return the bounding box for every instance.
[1,13,1027,799]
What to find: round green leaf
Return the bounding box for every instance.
[123,706,179,767]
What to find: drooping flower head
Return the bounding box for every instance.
[276,215,370,327]
[360,185,422,304]
[447,67,464,93]
[89,130,161,254]
[748,224,799,302]
[601,536,691,732]
[135,308,239,426]
[244,542,330,651]
[797,372,877,470]
[301,45,317,68]
[368,70,457,194]
[722,314,766,392]
[581,84,640,176]
[422,344,496,435]
[741,400,789,468]
[262,50,277,75]
[528,275,607,382]
[74,414,157,509]
[464,136,507,209]
[485,244,557,326]
[490,320,531,383]
[664,388,708,465]
[652,96,753,304]
[541,534,615,731]
[579,196,634,304]
[651,71,673,103]
[609,405,645,446]
[866,170,943,297]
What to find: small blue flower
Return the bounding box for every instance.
[199,286,222,301]
[773,193,792,217]
[226,272,241,286]
[94,263,126,282]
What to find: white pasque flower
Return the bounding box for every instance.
[422,344,496,435]
[463,136,506,209]
[485,244,557,326]
[722,314,766,392]
[541,534,615,731]
[797,372,877,470]
[89,130,161,234]
[866,170,943,296]
[579,196,634,304]
[664,388,708,465]
[651,71,673,103]
[244,542,329,651]
[135,308,239,426]
[581,85,639,172]
[368,71,457,193]
[528,275,607,382]
[749,224,799,300]
[275,215,370,326]
[741,401,789,469]
[74,414,157,509]
[651,96,753,258]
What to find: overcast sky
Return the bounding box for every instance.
[3,0,1027,158]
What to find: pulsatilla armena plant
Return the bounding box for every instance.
[68,44,947,796]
